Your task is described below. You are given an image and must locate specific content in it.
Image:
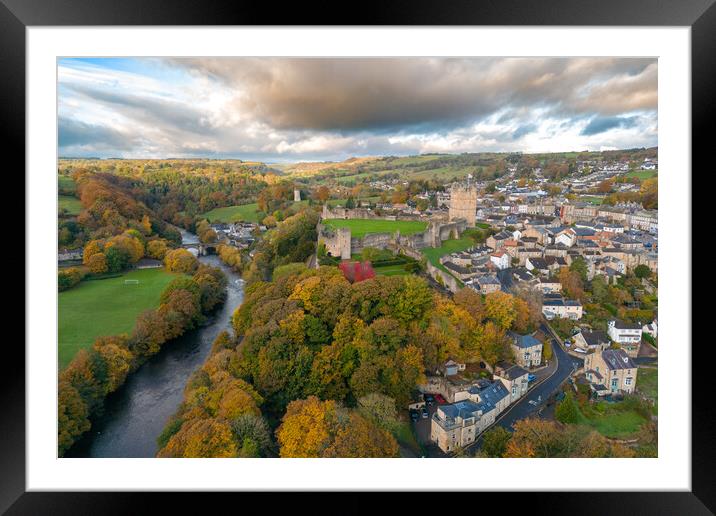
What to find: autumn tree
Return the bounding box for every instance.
[164,248,199,273]
[481,426,512,457]
[484,291,517,330]
[58,380,91,456]
[157,418,237,458]
[87,252,108,274]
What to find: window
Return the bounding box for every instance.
[625,377,633,386]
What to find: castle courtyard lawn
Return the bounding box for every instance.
[58,268,180,369]
[323,218,427,238]
[374,264,411,276]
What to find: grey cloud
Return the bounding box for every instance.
[58,117,139,151]
[167,57,657,133]
[580,115,639,136]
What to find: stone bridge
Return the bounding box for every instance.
[181,242,217,256]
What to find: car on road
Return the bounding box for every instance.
[421,407,429,418]
[528,374,537,383]
[410,410,419,422]
[564,340,571,348]
[435,394,446,404]
[424,394,434,407]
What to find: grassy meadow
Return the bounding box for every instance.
[58,268,179,369]
[59,195,83,215]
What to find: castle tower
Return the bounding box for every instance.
[449,184,477,226]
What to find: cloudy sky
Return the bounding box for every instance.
[58,57,657,162]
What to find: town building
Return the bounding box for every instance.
[584,348,638,396]
[509,332,543,368]
[607,320,643,357]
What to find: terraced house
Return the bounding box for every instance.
[430,380,510,453]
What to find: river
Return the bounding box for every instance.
[66,230,244,458]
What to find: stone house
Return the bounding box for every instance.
[584,348,638,395]
[509,332,543,368]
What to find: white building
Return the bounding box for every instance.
[607,320,643,345]
[489,251,510,270]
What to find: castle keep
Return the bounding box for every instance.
[449,184,478,226]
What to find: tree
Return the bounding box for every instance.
[82,239,104,265]
[555,392,581,424]
[324,412,398,458]
[87,252,108,274]
[569,257,588,283]
[634,264,652,279]
[104,245,131,273]
[230,413,273,457]
[315,186,330,202]
[481,426,512,457]
[146,239,170,260]
[356,393,399,432]
[157,418,237,458]
[164,248,198,273]
[454,287,486,323]
[542,339,553,363]
[276,396,336,458]
[484,291,517,330]
[58,380,91,456]
[92,335,133,393]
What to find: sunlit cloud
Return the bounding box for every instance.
[58,57,657,161]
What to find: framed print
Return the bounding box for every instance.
[5,0,713,512]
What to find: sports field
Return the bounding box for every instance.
[58,268,179,369]
[323,218,427,238]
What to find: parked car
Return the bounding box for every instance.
[421,407,429,418]
[410,410,419,422]
[434,394,446,404]
[424,394,434,406]
[528,374,537,383]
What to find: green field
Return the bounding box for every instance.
[625,169,658,180]
[569,396,649,439]
[373,264,411,276]
[58,268,180,369]
[59,195,83,215]
[202,203,264,223]
[58,175,76,192]
[323,218,427,238]
[637,366,658,413]
[421,237,474,268]
[578,196,605,205]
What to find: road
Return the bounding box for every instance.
[471,320,583,449]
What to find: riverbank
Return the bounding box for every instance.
[64,249,245,457]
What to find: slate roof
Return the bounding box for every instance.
[495,361,529,381]
[509,332,543,349]
[602,349,637,370]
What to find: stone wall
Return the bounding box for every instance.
[449,184,478,226]
[426,262,461,293]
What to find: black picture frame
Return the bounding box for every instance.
[5,0,710,512]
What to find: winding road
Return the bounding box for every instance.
[470,320,583,450]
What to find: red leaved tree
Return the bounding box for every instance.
[339,261,375,283]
